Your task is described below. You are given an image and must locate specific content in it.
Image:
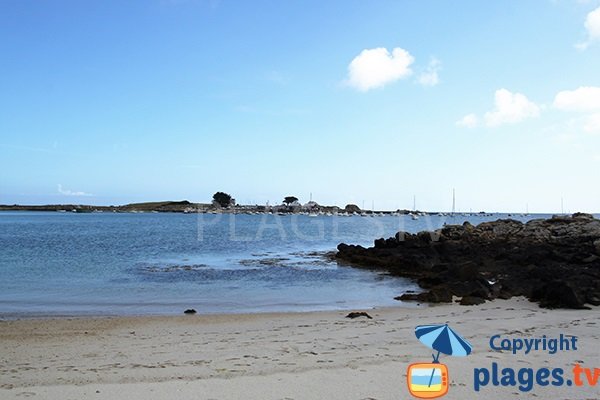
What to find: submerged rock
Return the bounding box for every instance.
[336,214,600,309]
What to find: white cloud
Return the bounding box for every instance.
[553,86,600,112]
[576,6,600,50]
[584,113,600,133]
[58,184,93,197]
[483,89,540,127]
[553,87,600,135]
[456,113,478,128]
[418,57,441,87]
[346,47,414,91]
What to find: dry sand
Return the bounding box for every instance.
[1,298,599,399]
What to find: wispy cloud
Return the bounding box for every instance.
[575,6,600,50]
[417,57,441,87]
[584,113,600,134]
[57,184,93,197]
[456,113,478,128]
[0,143,57,153]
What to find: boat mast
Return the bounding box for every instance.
[452,188,456,215]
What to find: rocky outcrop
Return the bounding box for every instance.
[336,213,600,309]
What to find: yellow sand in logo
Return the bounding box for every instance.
[410,384,443,392]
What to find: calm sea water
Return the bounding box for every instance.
[0,211,553,317]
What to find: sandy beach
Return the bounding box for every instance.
[1,298,598,399]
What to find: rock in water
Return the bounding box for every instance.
[345,312,373,319]
[183,309,197,314]
[336,214,600,309]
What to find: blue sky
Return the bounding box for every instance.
[1,0,600,212]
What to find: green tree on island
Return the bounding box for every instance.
[283,196,299,205]
[212,192,233,208]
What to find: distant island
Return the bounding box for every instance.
[0,191,494,217]
[0,200,421,215]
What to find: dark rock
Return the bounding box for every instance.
[468,284,491,299]
[447,280,490,298]
[395,293,419,301]
[337,243,350,252]
[573,212,594,220]
[463,221,475,230]
[336,213,600,309]
[459,296,486,306]
[345,312,373,319]
[374,238,386,248]
[183,309,197,314]
[531,281,588,309]
[448,262,480,281]
[586,293,600,306]
[395,288,452,303]
[395,231,409,242]
[417,276,444,288]
[416,231,434,243]
[594,239,600,255]
[427,288,453,303]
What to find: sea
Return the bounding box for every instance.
[0,211,554,318]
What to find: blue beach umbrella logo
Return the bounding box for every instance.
[415,324,473,362]
[407,324,472,399]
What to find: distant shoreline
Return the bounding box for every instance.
[0,201,518,216]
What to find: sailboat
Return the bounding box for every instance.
[410,195,419,219]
